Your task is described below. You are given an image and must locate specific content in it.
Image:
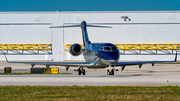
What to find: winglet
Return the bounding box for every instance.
[174,51,178,62]
[4,53,9,63]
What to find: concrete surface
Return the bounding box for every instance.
[0,61,180,86]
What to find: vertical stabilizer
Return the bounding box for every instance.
[80,21,91,46]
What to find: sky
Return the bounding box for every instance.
[0,0,180,11]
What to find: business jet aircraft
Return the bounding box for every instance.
[7,21,177,75]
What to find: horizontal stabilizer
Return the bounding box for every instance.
[49,21,112,47]
[86,25,112,28]
[50,25,82,28]
[50,24,112,28]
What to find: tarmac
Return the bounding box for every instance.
[0,61,180,86]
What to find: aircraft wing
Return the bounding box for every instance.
[116,53,177,66]
[8,61,92,67]
[116,60,175,66]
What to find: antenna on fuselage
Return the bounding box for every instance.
[50,21,112,46]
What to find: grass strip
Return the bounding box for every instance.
[0,86,179,101]
[0,73,72,75]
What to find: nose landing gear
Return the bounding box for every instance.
[107,63,118,75]
[107,69,114,75]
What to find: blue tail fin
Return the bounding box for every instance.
[80,21,91,46]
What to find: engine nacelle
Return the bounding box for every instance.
[69,44,82,56]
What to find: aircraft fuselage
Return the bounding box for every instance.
[82,43,120,68]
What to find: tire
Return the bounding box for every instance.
[78,70,81,75]
[82,70,85,75]
[107,70,110,75]
[111,69,114,75]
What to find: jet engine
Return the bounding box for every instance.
[69,44,82,56]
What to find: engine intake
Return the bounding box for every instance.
[69,44,82,56]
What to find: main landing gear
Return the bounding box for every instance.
[75,66,86,75]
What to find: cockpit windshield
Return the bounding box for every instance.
[100,46,118,51]
[104,47,111,51]
[111,47,117,51]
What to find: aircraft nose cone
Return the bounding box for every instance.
[108,52,119,61]
[100,53,119,64]
[99,48,120,64]
[101,59,116,65]
[111,55,119,60]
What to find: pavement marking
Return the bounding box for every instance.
[26,71,30,73]
[75,70,107,74]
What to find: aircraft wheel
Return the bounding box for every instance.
[107,70,110,75]
[111,69,114,75]
[78,70,81,75]
[82,70,85,75]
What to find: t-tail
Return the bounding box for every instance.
[50,21,112,46]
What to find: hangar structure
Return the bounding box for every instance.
[0,11,180,61]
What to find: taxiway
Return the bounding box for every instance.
[0,61,180,86]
